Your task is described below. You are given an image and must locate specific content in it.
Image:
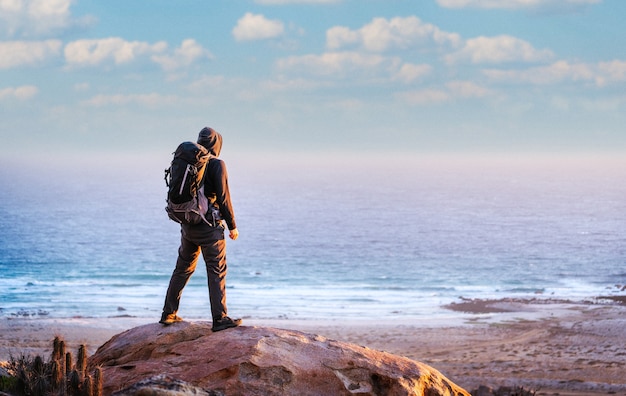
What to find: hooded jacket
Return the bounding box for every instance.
[196,127,237,231]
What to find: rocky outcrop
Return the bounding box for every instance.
[88,322,470,396]
[110,375,221,396]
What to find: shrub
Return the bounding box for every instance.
[0,336,103,396]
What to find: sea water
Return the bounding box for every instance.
[1,152,625,321]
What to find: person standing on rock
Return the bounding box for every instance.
[160,126,242,332]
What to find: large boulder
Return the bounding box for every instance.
[88,322,469,396]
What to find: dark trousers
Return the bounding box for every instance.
[162,230,228,320]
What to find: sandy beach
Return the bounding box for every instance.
[2,298,625,396]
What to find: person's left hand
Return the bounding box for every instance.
[229,228,239,240]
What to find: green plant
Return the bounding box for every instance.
[0,336,103,396]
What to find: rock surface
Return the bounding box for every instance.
[88,322,470,396]
[111,375,221,396]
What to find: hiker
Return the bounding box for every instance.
[160,126,242,332]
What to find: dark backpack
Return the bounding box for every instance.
[164,141,212,225]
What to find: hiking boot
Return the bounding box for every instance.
[159,313,183,325]
[212,316,242,332]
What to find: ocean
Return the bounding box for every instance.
[1,152,625,322]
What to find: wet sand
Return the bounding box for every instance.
[1,298,625,395]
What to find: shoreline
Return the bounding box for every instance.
[2,298,625,395]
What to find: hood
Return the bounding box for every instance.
[197,127,222,157]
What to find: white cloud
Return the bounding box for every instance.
[276,51,399,78]
[446,80,494,97]
[0,0,88,37]
[579,96,626,112]
[436,0,602,10]
[596,60,626,86]
[187,75,227,94]
[232,13,285,42]
[392,63,433,83]
[260,77,328,92]
[0,84,38,100]
[327,16,461,52]
[73,82,89,91]
[277,51,436,85]
[446,35,554,64]
[152,39,212,72]
[397,80,493,105]
[0,40,62,69]
[326,26,358,50]
[27,0,71,20]
[64,37,167,67]
[254,0,339,3]
[0,0,22,13]
[80,93,179,108]
[483,60,625,86]
[396,89,450,105]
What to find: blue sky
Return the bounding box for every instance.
[1,0,625,158]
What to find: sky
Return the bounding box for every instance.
[1,0,625,159]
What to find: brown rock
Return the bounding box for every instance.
[88,322,470,396]
[111,375,221,395]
